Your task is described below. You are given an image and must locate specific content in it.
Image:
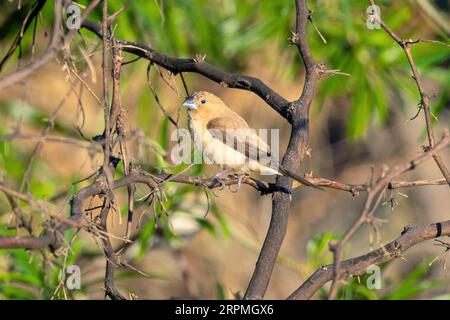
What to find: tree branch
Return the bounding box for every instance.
[0,0,102,90]
[327,132,449,299]
[288,219,450,299]
[0,0,47,72]
[0,173,284,251]
[368,0,450,187]
[244,0,320,300]
[293,176,448,196]
[80,21,290,120]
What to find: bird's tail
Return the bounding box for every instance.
[278,166,323,190]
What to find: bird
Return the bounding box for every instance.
[182,91,320,190]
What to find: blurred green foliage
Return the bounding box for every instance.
[0,230,82,299]
[335,260,448,300]
[1,0,448,139]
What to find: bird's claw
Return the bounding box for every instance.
[209,173,227,191]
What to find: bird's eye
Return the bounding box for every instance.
[201,99,206,104]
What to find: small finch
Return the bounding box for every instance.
[182,91,320,190]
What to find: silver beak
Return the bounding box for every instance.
[182,96,198,110]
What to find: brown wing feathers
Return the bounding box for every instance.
[278,166,323,190]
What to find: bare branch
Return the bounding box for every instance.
[0,173,284,251]
[327,132,450,299]
[368,0,450,186]
[0,0,47,71]
[244,0,320,300]
[293,176,448,196]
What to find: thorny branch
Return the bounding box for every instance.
[0,0,46,71]
[316,1,450,300]
[288,220,450,300]
[327,132,450,299]
[0,173,293,250]
[0,0,102,90]
[97,0,126,300]
[368,0,450,187]
[244,0,320,300]
[80,20,291,120]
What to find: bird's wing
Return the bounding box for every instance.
[206,116,272,162]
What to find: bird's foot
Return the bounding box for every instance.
[228,174,246,193]
[214,177,226,190]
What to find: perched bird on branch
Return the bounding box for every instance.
[182,91,320,190]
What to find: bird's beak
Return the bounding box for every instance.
[182,96,198,110]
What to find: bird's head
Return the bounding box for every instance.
[182,91,225,114]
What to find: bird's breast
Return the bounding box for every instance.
[187,113,204,152]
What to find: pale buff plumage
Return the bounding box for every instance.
[182,91,319,189]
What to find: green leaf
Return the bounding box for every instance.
[386,261,447,300]
[156,117,170,168]
[216,281,226,300]
[306,232,341,268]
[211,201,231,240]
[195,217,216,235]
[347,82,370,139]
